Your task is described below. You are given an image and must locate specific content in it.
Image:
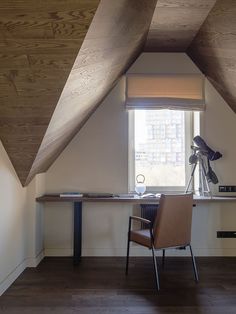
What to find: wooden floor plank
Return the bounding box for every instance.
[1,257,236,313]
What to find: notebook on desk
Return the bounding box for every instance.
[60,192,83,197]
[83,193,116,198]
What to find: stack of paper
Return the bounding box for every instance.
[60,192,83,197]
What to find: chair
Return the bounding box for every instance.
[125,193,199,291]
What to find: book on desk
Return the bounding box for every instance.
[60,192,83,197]
[60,192,118,198]
[83,193,116,198]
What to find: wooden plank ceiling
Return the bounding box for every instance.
[0,0,100,185]
[1,0,235,185]
[145,0,217,52]
[0,0,157,186]
[187,0,236,113]
[25,0,157,185]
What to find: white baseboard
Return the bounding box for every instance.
[44,248,73,256]
[193,248,236,256]
[46,247,236,257]
[27,250,44,267]
[0,251,45,296]
[0,260,27,296]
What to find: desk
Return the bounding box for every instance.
[36,195,236,264]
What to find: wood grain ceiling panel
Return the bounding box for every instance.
[187,0,236,113]
[26,0,157,185]
[145,0,217,52]
[0,0,100,185]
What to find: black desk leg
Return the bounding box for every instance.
[74,202,82,265]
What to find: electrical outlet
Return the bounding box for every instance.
[219,185,236,193]
[217,231,236,238]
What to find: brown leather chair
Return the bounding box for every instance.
[126,193,199,290]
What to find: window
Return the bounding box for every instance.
[129,109,193,193]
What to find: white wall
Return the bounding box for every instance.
[202,80,236,193]
[44,53,236,257]
[0,141,44,295]
[26,173,45,264]
[44,77,132,256]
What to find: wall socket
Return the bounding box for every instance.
[217,231,236,238]
[219,185,236,193]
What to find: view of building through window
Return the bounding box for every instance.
[134,110,186,188]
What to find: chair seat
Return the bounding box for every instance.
[130,229,152,248]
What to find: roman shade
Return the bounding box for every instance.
[126,74,205,111]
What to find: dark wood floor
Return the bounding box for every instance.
[1,257,236,313]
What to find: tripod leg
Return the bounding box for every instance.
[199,157,212,196]
[204,174,212,196]
[199,159,205,196]
[185,163,197,193]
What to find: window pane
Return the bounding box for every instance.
[134,110,186,187]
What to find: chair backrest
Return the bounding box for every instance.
[153,193,193,249]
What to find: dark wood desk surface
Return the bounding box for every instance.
[36,194,236,203]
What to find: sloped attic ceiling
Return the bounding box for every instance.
[1,0,235,186]
[0,0,157,186]
[187,0,236,113]
[145,0,217,52]
[25,0,157,185]
[0,0,100,185]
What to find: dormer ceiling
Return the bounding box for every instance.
[0,0,235,186]
[145,0,217,52]
[187,0,236,114]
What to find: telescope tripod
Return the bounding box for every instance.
[185,153,212,197]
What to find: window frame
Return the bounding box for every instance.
[128,109,193,193]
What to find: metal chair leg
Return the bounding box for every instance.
[151,245,160,291]
[162,249,165,269]
[189,245,199,282]
[126,238,130,275]
[126,218,132,275]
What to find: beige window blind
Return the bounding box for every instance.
[126,74,205,111]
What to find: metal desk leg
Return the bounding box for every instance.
[74,201,82,264]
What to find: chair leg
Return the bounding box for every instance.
[162,249,165,269]
[126,217,132,275]
[189,245,199,282]
[126,237,130,275]
[151,245,160,291]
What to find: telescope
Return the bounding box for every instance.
[193,136,222,161]
[186,136,223,196]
